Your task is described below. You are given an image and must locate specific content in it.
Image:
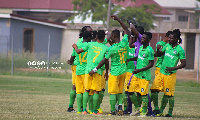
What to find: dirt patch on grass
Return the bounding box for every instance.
[176,69,199,82]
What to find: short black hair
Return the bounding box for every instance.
[136,26,144,35]
[165,31,173,37]
[82,31,92,40]
[112,29,120,38]
[97,30,105,40]
[144,32,152,40]
[79,26,91,38]
[92,31,97,40]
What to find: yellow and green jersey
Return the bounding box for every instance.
[105,34,129,76]
[77,37,83,43]
[160,43,186,75]
[82,42,108,75]
[75,42,88,75]
[134,45,154,81]
[127,47,135,73]
[155,41,166,68]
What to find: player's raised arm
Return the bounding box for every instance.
[111,15,130,36]
[129,23,140,38]
[129,35,136,48]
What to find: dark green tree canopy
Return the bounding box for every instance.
[69,0,161,31]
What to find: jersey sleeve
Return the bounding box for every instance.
[161,44,167,53]
[82,42,90,52]
[105,46,115,59]
[71,49,76,56]
[148,47,155,61]
[179,48,186,59]
[102,38,108,45]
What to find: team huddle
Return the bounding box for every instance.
[67,15,186,117]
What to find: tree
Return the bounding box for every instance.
[112,4,161,31]
[69,0,160,31]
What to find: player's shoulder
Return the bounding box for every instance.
[157,41,165,45]
[176,45,185,52]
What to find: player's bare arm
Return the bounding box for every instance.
[68,55,75,65]
[72,43,85,54]
[129,35,136,48]
[165,59,186,73]
[129,23,140,38]
[105,59,109,81]
[111,15,130,36]
[89,58,108,76]
[126,56,137,63]
[133,60,154,74]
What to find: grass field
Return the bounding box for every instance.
[0,75,200,120]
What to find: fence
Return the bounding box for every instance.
[0,34,71,78]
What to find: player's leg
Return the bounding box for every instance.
[117,73,126,115]
[108,74,118,115]
[128,76,140,116]
[159,73,176,117]
[123,72,132,114]
[76,75,85,114]
[88,90,94,114]
[97,71,106,114]
[91,73,102,115]
[67,66,77,112]
[150,67,163,115]
[138,79,150,117]
[82,74,92,114]
[164,73,176,117]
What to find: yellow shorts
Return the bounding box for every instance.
[108,73,126,94]
[128,76,140,93]
[84,73,102,91]
[75,74,85,94]
[150,67,164,91]
[162,73,176,96]
[124,72,134,91]
[138,79,150,95]
[101,71,106,89]
[71,65,76,85]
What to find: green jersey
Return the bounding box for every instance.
[160,44,186,75]
[134,45,154,81]
[71,49,78,66]
[127,47,135,73]
[71,38,83,66]
[155,41,166,68]
[105,34,129,76]
[75,42,88,75]
[77,37,83,43]
[102,38,108,45]
[82,42,108,75]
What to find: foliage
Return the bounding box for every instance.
[111,4,161,31]
[69,0,135,24]
[69,0,160,30]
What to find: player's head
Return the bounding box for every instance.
[92,31,97,42]
[141,32,152,44]
[163,31,173,43]
[110,29,120,43]
[97,30,105,41]
[79,26,93,38]
[136,26,144,35]
[82,31,92,42]
[169,29,182,45]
